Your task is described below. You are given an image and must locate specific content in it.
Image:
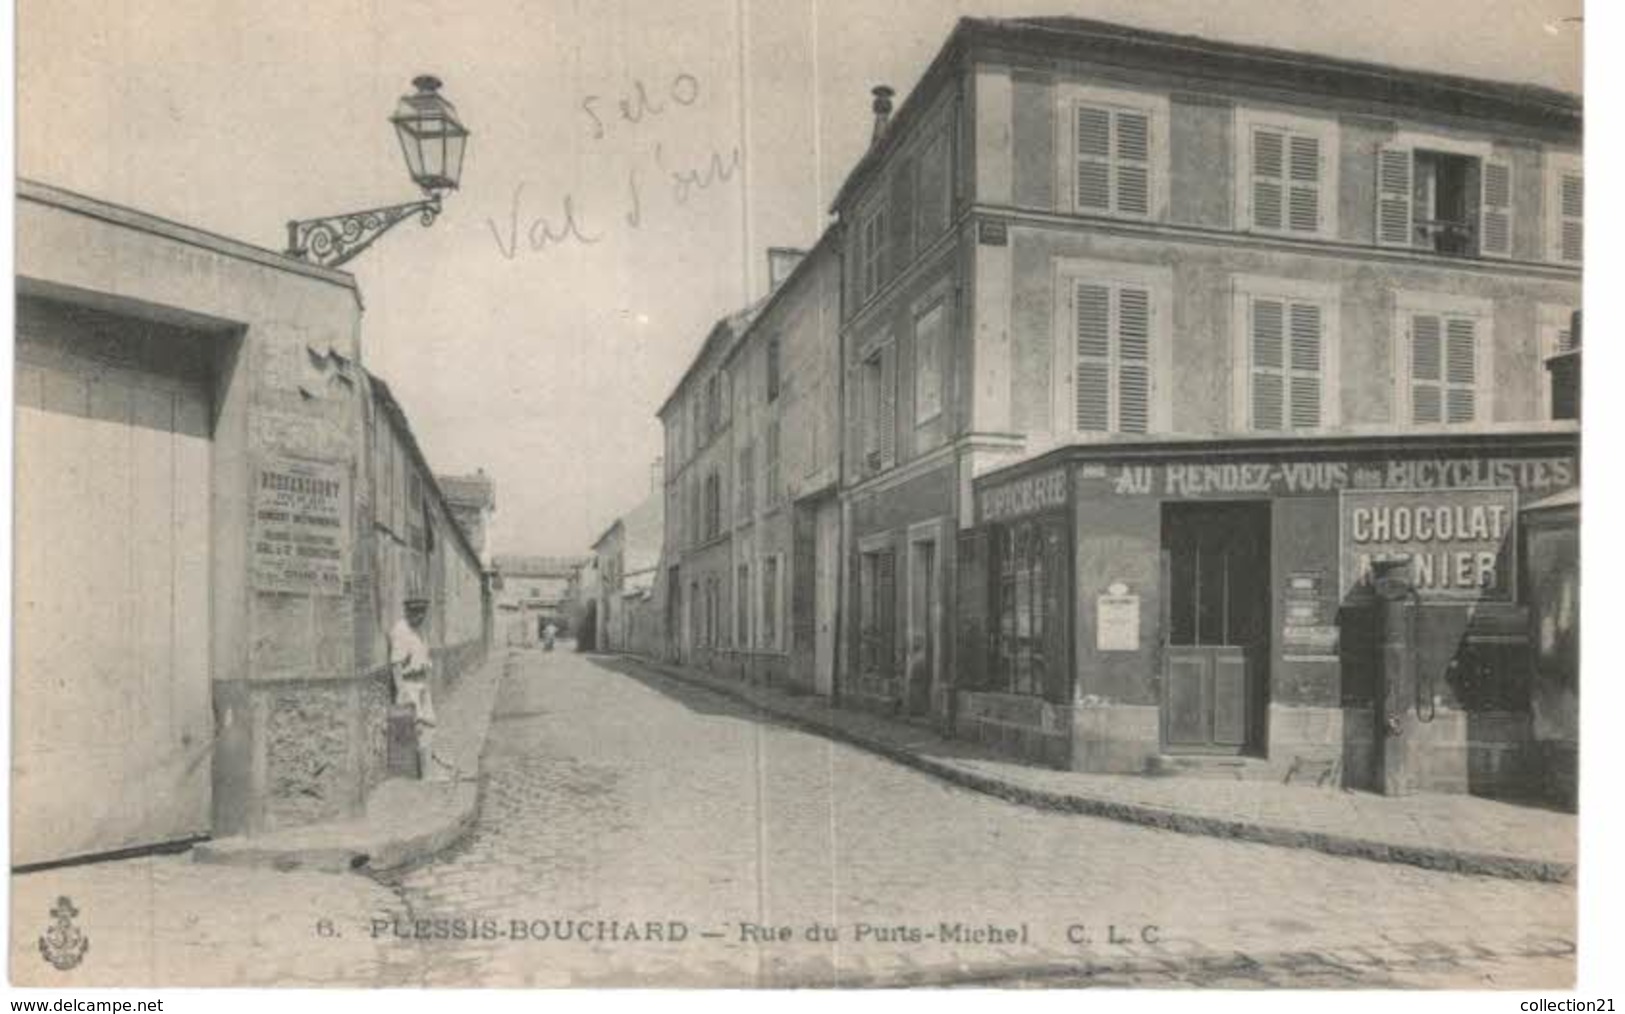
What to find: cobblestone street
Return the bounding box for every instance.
[370,648,1575,988]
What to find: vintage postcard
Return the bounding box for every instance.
[9,0,1590,993]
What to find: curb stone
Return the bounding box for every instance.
[633,657,1575,885]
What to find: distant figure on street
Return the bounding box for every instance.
[543,621,558,651]
[390,595,449,781]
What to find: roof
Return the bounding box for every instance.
[721,227,839,371]
[831,15,1582,214]
[367,372,486,571]
[1523,487,1580,513]
[655,297,770,419]
[436,471,496,511]
[18,178,362,300]
[492,554,589,577]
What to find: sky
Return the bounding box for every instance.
[16,0,1584,557]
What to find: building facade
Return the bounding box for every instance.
[437,469,497,567]
[828,17,1579,794]
[13,181,491,865]
[492,554,585,644]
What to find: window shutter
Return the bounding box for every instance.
[1117,287,1151,433]
[1410,313,1443,424]
[1559,173,1583,263]
[1114,111,1151,216]
[1377,146,1414,247]
[1288,302,1322,428]
[1250,298,1285,430]
[1251,129,1285,231]
[1288,135,1321,233]
[1480,160,1512,258]
[879,344,897,468]
[1445,317,1477,423]
[1074,282,1112,431]
[1075,105,1112,211]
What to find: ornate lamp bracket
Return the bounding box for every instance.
[286,194,443,269]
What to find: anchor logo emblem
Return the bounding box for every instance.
[38,896,89,971]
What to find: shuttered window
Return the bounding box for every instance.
[1072,281,1152,434]
[1376,146,1415,247]
[765,418,781,504]
[1480,160,1513,258]
[1251,128,1323,234]
[878,344,897,467]
[1558,172,1583,263]
[1075,104,1151,217]
[1248,298,1324,430]
[762,556,780,650]
[737,443,753,516]
[860,205,888,302]
[1409,313,1479,425]
[736,563,750,647]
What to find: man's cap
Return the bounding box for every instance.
[405,595,430,607]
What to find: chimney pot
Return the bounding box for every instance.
[871,84,895,145]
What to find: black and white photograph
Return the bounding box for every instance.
[6,0,1606,997]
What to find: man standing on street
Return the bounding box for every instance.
[390,594,450,781]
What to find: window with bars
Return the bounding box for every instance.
[1071,281,1151,434]
[1407,313,1480,425]
[1247,297,1324,431]
[859,549,896,674]
[1073,103,1151,217]
[1376,145,1511,258]
[1249,128,1323,234]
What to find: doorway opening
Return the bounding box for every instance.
[1161,501,1271,754]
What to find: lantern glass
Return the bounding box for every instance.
[390,75,470,194]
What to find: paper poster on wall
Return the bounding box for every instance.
[1096,583,1140,652]
[252,456,351,595]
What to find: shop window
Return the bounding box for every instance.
[859,548,896,674]
[991,518,1067,697]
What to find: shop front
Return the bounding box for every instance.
[962,430,1579,796]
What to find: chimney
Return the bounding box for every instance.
[766,247,807,291]
[870,85,895,146]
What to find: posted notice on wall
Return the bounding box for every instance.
[1096,585,1141,652]
[252,456,351,595]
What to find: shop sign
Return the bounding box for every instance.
[252,456,351,595]
[1339,487,1517,602]
[1102,456,1574,499]
[980,468,1068,524]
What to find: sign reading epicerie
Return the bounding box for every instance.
[1340,488,1517,602]
[979,468,1068,523]
[252,456,350,595]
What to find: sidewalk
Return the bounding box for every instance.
[632,656,1576,884]
[193,648,511,874]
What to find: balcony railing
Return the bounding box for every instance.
[1414,218,1477,257]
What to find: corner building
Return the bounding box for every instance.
[832,17,1580,795]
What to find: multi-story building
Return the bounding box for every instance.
[437,469,497,568]
[492,554,586,642]
[831,17,1580,795]
[721,242,845,692]
[657,304,759,666]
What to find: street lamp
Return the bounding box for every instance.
[285,75,470,269]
